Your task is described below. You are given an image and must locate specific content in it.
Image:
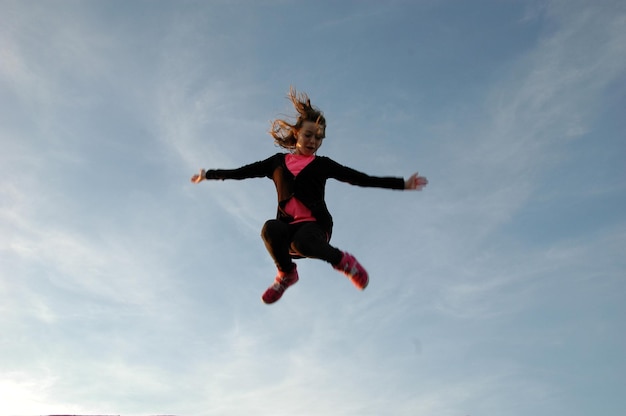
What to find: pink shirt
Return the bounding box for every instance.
[285,154,316,223]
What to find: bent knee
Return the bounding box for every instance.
[261,219,287,240]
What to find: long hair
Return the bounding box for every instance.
[269,87,326,150]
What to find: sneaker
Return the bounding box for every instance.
[334,252,369,290]
[261,265,299,304]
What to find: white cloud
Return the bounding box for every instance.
[0,373,86,416]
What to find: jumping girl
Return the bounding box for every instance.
[191,88,428,304]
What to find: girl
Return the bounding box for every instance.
[191,88,428,304]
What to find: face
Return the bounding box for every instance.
[294,120,325,156]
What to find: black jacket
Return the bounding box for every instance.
[205,153,405,235]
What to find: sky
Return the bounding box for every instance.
[1,0,625,415]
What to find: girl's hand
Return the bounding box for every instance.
[405,172,428,190]
[191,169,206,184]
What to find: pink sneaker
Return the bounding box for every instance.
[262,265,299,304]
[334,252,369,290]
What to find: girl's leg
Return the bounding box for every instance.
[290,222,343,265]
[261,220,296,272]
[261,219,298,304]
[291,222,369,290]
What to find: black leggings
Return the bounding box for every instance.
[261,220,343,272]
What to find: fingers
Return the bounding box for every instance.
[191,169,206,183]
[407,172,428,190]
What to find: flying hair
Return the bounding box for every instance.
[269,86,326,150]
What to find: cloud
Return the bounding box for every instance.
[406,0,626,262]
[0,373,86,415]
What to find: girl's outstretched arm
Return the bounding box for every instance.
[405,172,428,190]
[191,169,206,184]
[190,154,279,183]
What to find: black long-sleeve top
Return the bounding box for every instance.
[205,153,405,236]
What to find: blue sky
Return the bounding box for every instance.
[1,0,625,415]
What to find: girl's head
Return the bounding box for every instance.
[270,87,326,153]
